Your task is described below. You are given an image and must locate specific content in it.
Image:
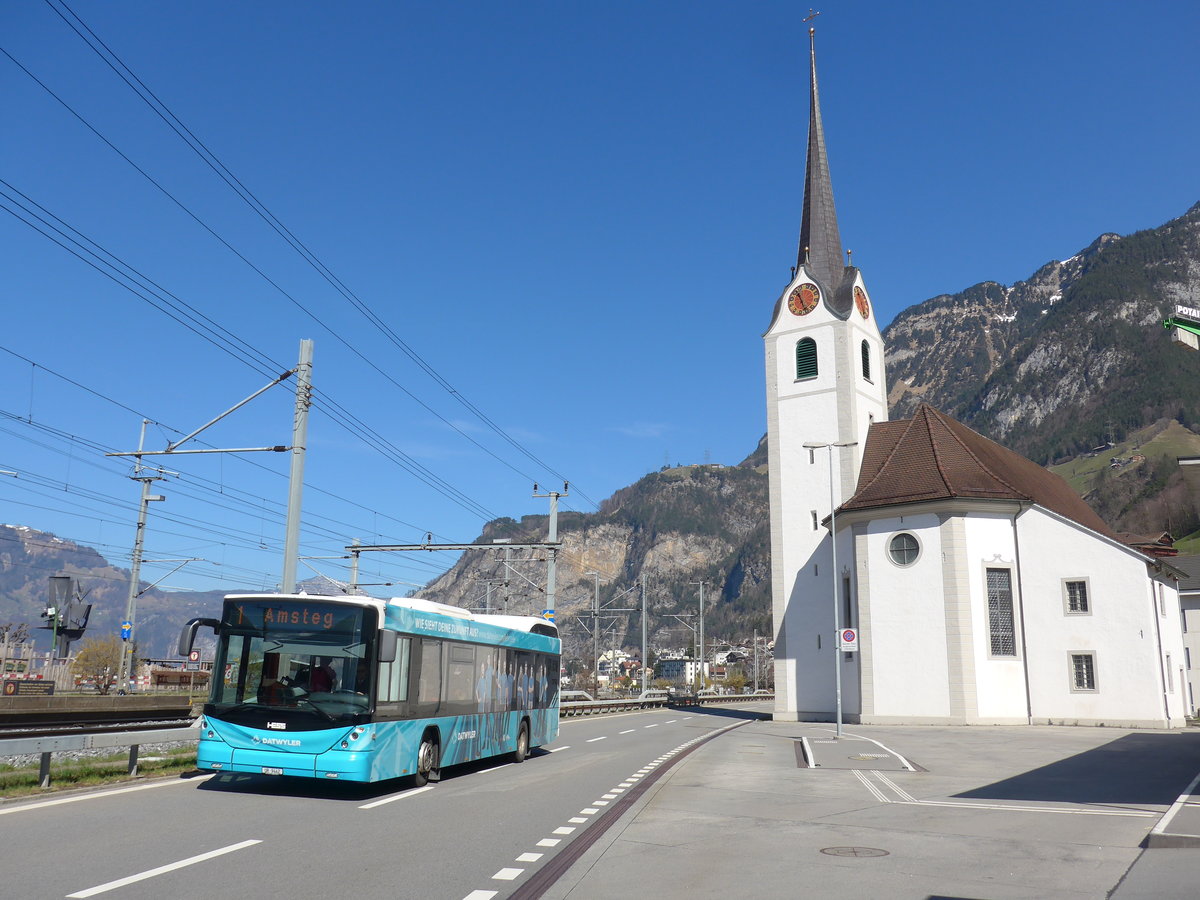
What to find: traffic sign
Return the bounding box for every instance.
[189,649,201,663]
[541,609,555,622]
[838,628,858,650]
[120,621,132,640]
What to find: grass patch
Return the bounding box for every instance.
[0,746,198,799]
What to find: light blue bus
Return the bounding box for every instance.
[178,593,560,784]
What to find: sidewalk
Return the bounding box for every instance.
[543,715,1200,900]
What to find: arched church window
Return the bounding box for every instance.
[888,532,920,566]
[861,340,871,381]
[795,338,817,380]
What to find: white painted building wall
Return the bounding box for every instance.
[1016,508,1188,727]
[765,267,887,722]
[857,513,950,720]
[961,511,1029,722]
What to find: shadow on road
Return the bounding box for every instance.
[954,731,1200,806]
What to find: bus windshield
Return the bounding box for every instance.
[209,598,376,724]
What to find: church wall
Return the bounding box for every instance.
[859,513,950,719]
[1016,508,1188,727]
[766,297,868,720]
[961,512,1029,723]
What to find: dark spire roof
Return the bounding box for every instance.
[796,27,845,294]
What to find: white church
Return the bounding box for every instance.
[766,29,1189,729]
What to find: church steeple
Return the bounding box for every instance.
[796,27,844,293]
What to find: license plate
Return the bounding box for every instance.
[261,767,283,776]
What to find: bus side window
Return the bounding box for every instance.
[379,637,410,702]
[447,643,475,715]
[418,639,442,713]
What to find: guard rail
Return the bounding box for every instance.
[0,725,198,788]
[1,693,774,786]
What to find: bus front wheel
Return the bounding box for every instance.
[415,732,440,786]
[513,721,530,764]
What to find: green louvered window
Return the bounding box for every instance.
[795,338,817,380]
[861,340,871,381]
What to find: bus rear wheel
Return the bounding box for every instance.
[414,732,440,786]
[513,721,530,764]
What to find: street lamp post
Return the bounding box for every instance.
[803,440,857,738]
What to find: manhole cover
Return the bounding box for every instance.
[820,847,889,858]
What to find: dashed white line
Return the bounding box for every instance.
[581,807,599,815]
[462,891,497,900]
[537,838,561,847]
[492,868,524,881]
[553,826,576,835]
[568,817,587,824]
[67,840,261,898]
[586,736,607,743]
[645,723,660,728]
[549,745,570,752]
[516,852,543,863]
[620,729,636,734]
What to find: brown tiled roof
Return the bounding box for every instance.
[841,404,1118,539]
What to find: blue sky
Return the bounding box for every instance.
[2,1,1198,603]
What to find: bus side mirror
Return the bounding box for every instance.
[378,629,398,663]
[178,618,221,656]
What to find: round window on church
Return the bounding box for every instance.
[888,532,920,567]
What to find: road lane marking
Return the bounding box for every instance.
[537,838,561,847]
[569,817,587,823]
[826,728,915,771]
[0,776,211,816]
[492,868,523,881]
[874,771,918,802]
[66,840,261,897]
[359,785,434,809]
[516,853,543,862]
[593,799,609,805]
[1152,771,1200,840]
[462,892,497,900]
[581,807,599,815]
[553,826,576,835]
[853,769,890,803]
[549,745,570,752]
[586,736,607,742]
[857,771,1158,817]
[645,723,659,728]
[620,729,636,734]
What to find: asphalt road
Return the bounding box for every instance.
[0,707,739,899]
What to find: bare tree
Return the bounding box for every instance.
[72,635,122,695]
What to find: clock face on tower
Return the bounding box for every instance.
[854,286,870,318]
[788,282,820,316]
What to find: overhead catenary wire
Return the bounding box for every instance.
[12,12,600,512]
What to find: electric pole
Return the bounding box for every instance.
[117,420,166,694]
[533,482,568,616]
[282,339,313,593]
[641,574,648,695]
